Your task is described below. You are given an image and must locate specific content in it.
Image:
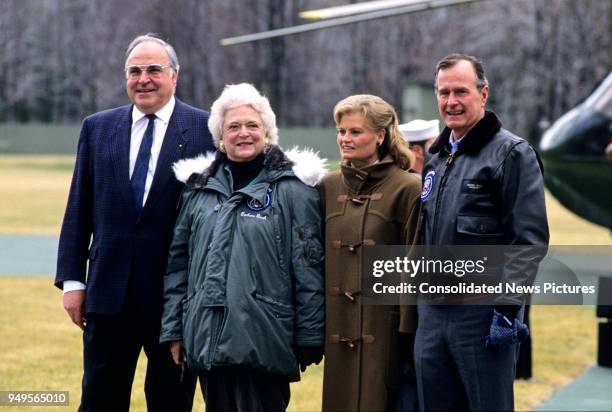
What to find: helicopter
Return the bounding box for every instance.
[220,0,612,231]
[539,71,612,230]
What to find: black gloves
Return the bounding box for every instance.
[485,309,529,350]
[296,346,324,372]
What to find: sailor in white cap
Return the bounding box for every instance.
[399,119,439,175]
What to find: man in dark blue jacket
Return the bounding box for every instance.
[415,53,549,411]
[55,33,214,411]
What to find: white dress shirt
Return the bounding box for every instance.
[63,97,176,294]
[129,96,175,206]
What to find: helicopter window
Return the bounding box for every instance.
[572,118,610,157]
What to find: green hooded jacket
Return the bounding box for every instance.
[160,146,326,381]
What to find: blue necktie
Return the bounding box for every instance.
[131,114,156,214]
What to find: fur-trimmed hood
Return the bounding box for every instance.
[172,145,327,187]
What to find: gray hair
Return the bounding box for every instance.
[125,33,180,71]
[208,83,279,148]
[434,53,488,91]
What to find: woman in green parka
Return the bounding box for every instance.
[318,95,422,412]
[160,83,326,412]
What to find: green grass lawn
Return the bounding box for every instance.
[0,278,594,412]
[0,155,74,235]
[0,155,609,411]
[0,276,323,411]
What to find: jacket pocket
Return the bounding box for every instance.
[182,296,226,369]
[253,292,295,359]
[254,292,294,319]
[456,215,502,237]
[272,214,289,275]
[251,292,296,378]
[294,224,324,267]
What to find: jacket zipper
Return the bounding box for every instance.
[431,148,456,243]
[204,193,239,368]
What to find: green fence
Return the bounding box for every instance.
[0,124,339,159]
[0,124,81,154]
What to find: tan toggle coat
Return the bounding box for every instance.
[318,155,422,411]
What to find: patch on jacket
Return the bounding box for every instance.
[421,170,436,201]
[246,187,272,211]
[461,179,490,194]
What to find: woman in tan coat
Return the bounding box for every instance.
[318,95,422,411]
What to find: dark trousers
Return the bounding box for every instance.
[414,305,519,412]
[79,305,196,412]
[200,366,290,412]
[394,366,419,412]
[515,304,532,379]
[395,332,419,412]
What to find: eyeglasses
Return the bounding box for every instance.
[225,121,263,133]
[125,64,171,79]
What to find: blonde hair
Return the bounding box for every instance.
[333,94,413,170]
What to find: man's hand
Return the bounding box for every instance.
[485,309,529,350]
[170,341,184,365]
[296,346,324,372]
[63,290,86,330]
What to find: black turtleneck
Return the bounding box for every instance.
[227,153,265,191]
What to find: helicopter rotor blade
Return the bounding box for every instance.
[221,0,485,46]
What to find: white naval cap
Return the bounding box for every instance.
[398,119,440,142]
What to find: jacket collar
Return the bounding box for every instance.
[429,111,502,156]
[172,145,327,189]
[340,155,396,194]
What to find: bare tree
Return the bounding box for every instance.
[1,0,610,139]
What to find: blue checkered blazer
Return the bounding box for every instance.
[55,99,214,321]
